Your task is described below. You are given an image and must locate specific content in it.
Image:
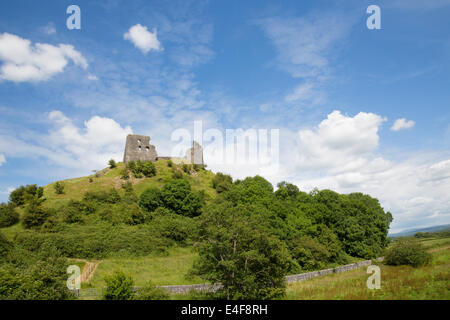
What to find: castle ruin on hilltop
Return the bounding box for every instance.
[123,134,204,165]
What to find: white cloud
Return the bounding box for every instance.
[0,33,87,82]
[256,13,354,79]
[87,74,99,81]
[124,24,162,54]
[391,118,415,131]
[45,111,133,170]
[42,23,56,35]
[0,153,5,166]
[295,110,385,170]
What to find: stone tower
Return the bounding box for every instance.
[123,134,157,164]
[185,140,204,165]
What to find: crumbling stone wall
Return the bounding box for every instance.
[185,140,204,165]
[123,134,157,164]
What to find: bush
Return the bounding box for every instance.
[150,210,195,243]
[127,160,156,178]
[139,187,163,212]
[0,203,19,227]
[134,281,169,300]
[384,239,432,267]
[61,202,84,224]
[172,170,183,179]
[0,248,75,300]
[167,160,173,167]
[22,199,50,229]
[108,159,117,169]
[54,182,65,195]
[120,168,130,180]
[103,271,135,300]
[182,164,191,173]
[83,189,121,204]
[212,172,233,193]
[0,231,12,257]
[14,224,170,259]
[141,161,157,177]
[288,236,330,271]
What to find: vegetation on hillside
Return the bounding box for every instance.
[0,159,394,300]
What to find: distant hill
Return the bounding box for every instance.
[389,224,450,238]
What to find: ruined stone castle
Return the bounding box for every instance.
[123,134,204,165]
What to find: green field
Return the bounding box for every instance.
[285,237,450,300]
[83,246,202,289]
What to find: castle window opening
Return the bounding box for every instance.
[146,146,149,152]
[137,139,141,144]
[138,146,142,151]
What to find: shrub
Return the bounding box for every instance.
[61,202,84,224]
[172,170,183,179]
[141,161,156,177]
[120,168,130,180]
[83,189,120,204]
[0,203,19,227]
[150,211,194,243]
[103,271,135,300]
[288,236,330,271]
[167,160,173,167]
[22,199,50,229]
[139,187,163,212]
[54,182,65,195]
[14,224,170,259]
[0,231,12,257]
[134,281,168,300]
[212,172,233,193]
[182,164,190,173]
[384,239,432,267]
[108,159,117,169]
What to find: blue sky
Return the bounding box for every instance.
[0,0,449,232]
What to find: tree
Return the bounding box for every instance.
[160,179,203,217]
[103,271,135,300]
[9,184,44,206]
[192,202,292,300]
[0,203,19,227]
[54,181,65,195]
[108,159,117,169]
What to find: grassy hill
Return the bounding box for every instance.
[41,160,218,210]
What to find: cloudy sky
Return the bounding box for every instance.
[0,0,449,233]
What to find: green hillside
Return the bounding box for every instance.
[42,160,217,210]
[1,158,395,300]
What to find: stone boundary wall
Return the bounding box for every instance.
[71,258,384,296]
[156,258,384,294]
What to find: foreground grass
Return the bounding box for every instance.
[83,246,202,289]
[285,241,450,300]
